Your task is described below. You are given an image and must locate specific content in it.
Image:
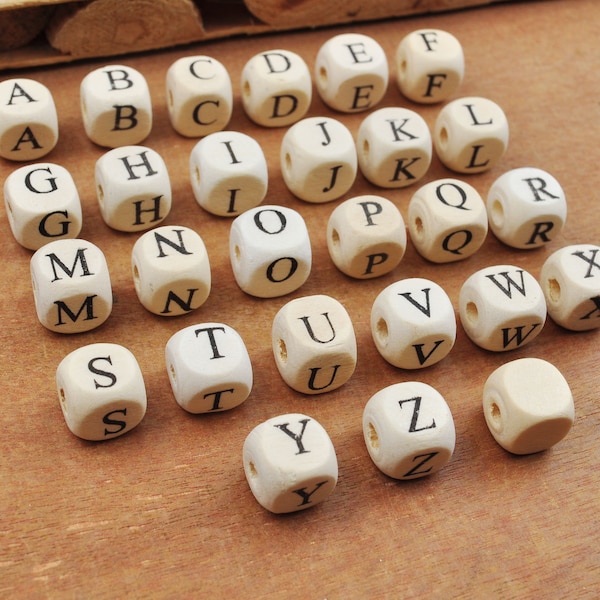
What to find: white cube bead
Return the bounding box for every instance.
[433,96,509,174]
[166,55,233,137]
[95,145,171,232]
[272,294,357,394]
[165,323,252,413]
[4,162,82,250]
[540,244,600,331]
[280,116,357,203]
[30,238,112,334]
[326,194,407,279]
[395,29,464,104]
[56,343,147,441]
[483,358,574,455]
[80,64,152,148]
[408,178,488,263]
[357,107,432,188]
[241,49,312,127]
[243,413,338,513]
[131,225,211,316]
[315,33,388,113]
[0,78,58,161]
[371,278,456,369]
[363,381,455,479]
[459,265,546,351]
[487,167,567,249]
[229,205,311,298]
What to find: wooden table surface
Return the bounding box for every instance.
[1,0,599,597]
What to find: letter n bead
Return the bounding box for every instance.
[56,343,147,441]
[243,413,338,513]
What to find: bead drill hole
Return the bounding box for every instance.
[284,152,292,174]
[491,199,504,228]
[97,184,104,210]
[132,264,141,293]
[278,339,287,363]
[168,90,173,108]
[330,228,340,248]
[547,278,561,303]
[234,245,241,262]
[487,398,503,433]
[362,139,370,159]
[319,66,328,86]
[438,126,448,149]
[195,166,200,184]
[367,422,380,452]
[376,317,389,343]
[243,80,251,98]
[59,388,66,405]
[248,461,258,478]
[414,216,424,238]
[466,301,478,324]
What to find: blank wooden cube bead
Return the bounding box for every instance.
[357,107,432,188]
[371,278,456,369]
[165,323,252,413]
[30,238,112,334]
[272,294,356,394]
[0,78,58,161]
[95,145,171,232]
[4,162,82,250]
[80,64,152,148]
[189,131,268,216]
[166,55,232,137]
[56,343,147,441]
[483,357,574,455]
[131,225,211,316]
[280,116,357,203]
[363,381,455,480]
[433,96,509,174]
[395,29,464,104]
[230,205,311,298]
[315,33,388,113]
[326,194,407,279]
[540,244,600,331]
[487,167,567,249]
[408,178,488,263]
[459,265,546,351]
[241,49,311,127]
[243,413,338,514]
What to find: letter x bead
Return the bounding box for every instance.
[30,238,112,334]
[0,78,58,161]
[56,343,147,441]
[4,162,82,250]
[483,358,574,455]
[272,294,357,394]
[363,381,456,480]
[243,413,338,513]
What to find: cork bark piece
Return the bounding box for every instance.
[0,5,55,50]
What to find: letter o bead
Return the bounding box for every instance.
[56,343,147,441]
[243,413,338,514]
[483,358,574,455]
[363,382,455,480]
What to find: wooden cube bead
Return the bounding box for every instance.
[315,33,388,113]
[56,343,147,441]
[131,225,211,316]
[0,78,58,161]
[540,244,600,331]
[280,116,357,203]
[80,64,152,148]
[487,167,567,249]
[95,145,171,232]
[395,29,464,104]
[371,278,456,369]
[483,358,574,455]
[30,238,112,334]
[166,55,233,138]
[4,162,82,250]
[433,96,509,174]
[243,413,338,513]
[165,323,252,413]
[408,178,488,263]
[229,205,311,298]
[189,131,268,216]
[357,107,432,188]
[326,194,407,279]
[272,294,357,394]
[241,49,312,127]
[363,381,455,480]
[459,265,546,351]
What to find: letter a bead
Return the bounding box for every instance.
[272,294,357,394]
[363,381,455,480]
[56,343,147,441]
[483,358,574,455]
[243,413,338,513]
